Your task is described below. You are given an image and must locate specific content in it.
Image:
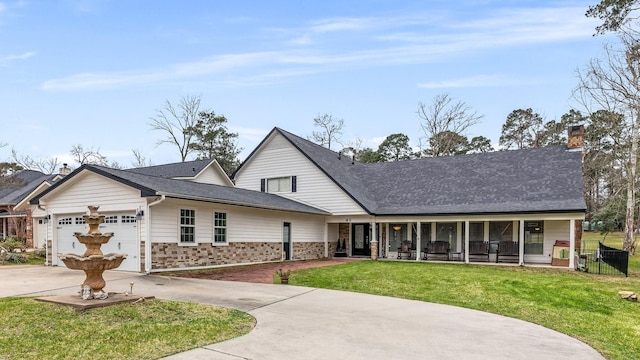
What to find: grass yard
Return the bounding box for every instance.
[0,298,255,360]
[290,232,639,360]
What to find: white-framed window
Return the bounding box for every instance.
[213,212,227,244]
[179,209,196,244]
[104,216,118,224]
[58,217,72,225]
[261,176,297,193]
[75,217,86,225]
[121,215,136,223]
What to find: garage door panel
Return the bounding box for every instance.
[56,213,139,272]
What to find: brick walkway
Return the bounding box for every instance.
[166,258,363,284]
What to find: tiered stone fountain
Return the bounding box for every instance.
[59,205,127,299]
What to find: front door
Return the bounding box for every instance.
[352,223,370,256]
[283,222,291,260]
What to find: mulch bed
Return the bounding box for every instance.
[164,258,363,284]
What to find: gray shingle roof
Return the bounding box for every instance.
[0,170,53,206]
[274,128,586,216]
[31,164,329,216]
[126,159,213,178]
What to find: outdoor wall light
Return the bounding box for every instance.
[135,210,144,220]
[44,214,51,224]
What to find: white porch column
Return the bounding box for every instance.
[370,219,377,260]
[569,219,576,269]
[464,220,470,263]
[385,223,390,259]
[416,221,421,262]
[519,220,525,265]
[324,222,329,258]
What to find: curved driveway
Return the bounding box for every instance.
[1,266,604,360]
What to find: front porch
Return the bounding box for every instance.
[326,214,584,269]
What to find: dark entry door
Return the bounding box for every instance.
[283,222,291,260]
[352,223,370,256]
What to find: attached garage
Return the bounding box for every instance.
[55,212,140,272]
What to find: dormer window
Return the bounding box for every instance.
[261,176,297,193]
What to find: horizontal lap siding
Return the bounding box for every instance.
[192,167,230,185]
[151,199,325,245]
[235,133,365,215]
[44,172,145,214]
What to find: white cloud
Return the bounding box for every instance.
[418,74,535,89]
[0,51,36,66]
[41,5,599,92]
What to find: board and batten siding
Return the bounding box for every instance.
[235,132,366,215]
[150,199,326,245]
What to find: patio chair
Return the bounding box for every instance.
[397,240,412,260]
[468,241,490,262]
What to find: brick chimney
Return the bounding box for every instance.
[59,163,71,176]
[567,125,584,150]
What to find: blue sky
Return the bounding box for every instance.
[0,0,612,169]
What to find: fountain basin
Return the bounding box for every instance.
[60,253,127,292]
[73,232,115,256]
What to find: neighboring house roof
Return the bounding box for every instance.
[31,164,330,216]
[126,158,213,179]
[0,170,55,207]
[236,127,586,216]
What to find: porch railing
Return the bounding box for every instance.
[578,241,629,277]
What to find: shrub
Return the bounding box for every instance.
[0,237,25,252]
[5,253,26,263]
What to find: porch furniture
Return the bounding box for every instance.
[448,251,463,262]
[468,241,490,262]
[422,241,449,261]
[334,238,347,257]
[397,240,412,260]
[496,241,520,263]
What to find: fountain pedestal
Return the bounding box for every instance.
[59,206,127,297]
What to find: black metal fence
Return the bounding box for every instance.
[578,240,629,277]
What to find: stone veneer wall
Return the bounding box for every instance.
[152,242,282,270]
[139,241,145,273]
[292,242,326,260]
[46,239,52,266]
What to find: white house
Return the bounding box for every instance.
[30,127,586,272]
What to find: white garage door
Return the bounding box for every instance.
[56,213,139,272]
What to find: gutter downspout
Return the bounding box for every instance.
[145,195,166,274]
[37,205,49,266]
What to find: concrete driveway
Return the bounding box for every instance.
[1,265,604,360]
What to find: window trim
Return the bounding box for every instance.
[213,211,228,246]
[261,176,297,193]
[178,208,197,245]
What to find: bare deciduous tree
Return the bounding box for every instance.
[10,149,58,174]
[575,33,640,253]
[70,144,108,166]
[131,149,153,168]
[309,114,344,150]
[150,94,202,162]
[418,94,483,157]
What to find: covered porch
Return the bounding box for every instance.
[325,213,584,269]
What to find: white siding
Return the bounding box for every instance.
[149,198,325,245]
[191,166,232,186]
[524,220,569,264]
[235,132,366,215]
[40,172,147,268]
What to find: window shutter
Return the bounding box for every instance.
[260,178,266,192]
[291,176,297,192]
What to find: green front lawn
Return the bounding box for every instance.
[291,232,639,360]
[0,298,255,360]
